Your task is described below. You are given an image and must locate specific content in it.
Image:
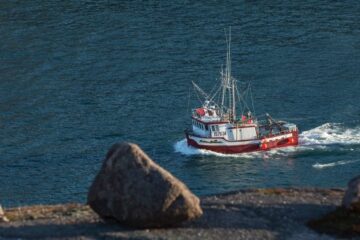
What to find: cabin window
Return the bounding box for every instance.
[195,121,204,130]
[211,125,220,131]
[205,125,208,130]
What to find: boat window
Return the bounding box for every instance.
[205,125,208,130]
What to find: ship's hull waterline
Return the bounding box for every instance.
[186,131,299,154]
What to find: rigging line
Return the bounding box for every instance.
[187,85,191,116]
[234,81,244,115]
[192,84,204,104]
[194,90,203,104]
[237,84,245,115]
[249,83,256,117]
[192,81,210,100]
[239,90,248,114]
[209,84,222,103]
[216,91,221,109]
[208,80,220,97]
[234,82,246,112]
[244,84,252,109]
[209,83,221,103]
[236,82,250,113]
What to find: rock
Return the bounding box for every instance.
[87,142,203,228]
[0,205,9,222]
[342,175,360,210]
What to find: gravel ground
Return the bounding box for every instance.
[0,188,352,240]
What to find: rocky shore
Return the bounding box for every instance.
[0,188,345,240]
[1,143,358,239]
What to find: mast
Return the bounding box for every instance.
[220,27,236,121]
[226,27,236,121]
[229,28,236,121]
[220,66,226,117]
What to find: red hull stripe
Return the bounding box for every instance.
[186,131,299,154]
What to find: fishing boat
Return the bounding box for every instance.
[185,30,299,154]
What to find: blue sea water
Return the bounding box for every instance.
[0,1,360,207]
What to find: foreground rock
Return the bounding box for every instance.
[308,204,360,238]
[0,188,344,240]
[308,175,360,238]
[342,175,360,210]
[87,142,202,228]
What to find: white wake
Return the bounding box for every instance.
[313,159,360,169]
[174,123,360,157]
[300,123,360,146]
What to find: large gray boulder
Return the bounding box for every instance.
[342,175,360,210]
[87,142,203,228]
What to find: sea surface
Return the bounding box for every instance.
[1,1,360,207]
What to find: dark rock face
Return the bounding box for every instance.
[342,175,360,209]
[87,142,203,228]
